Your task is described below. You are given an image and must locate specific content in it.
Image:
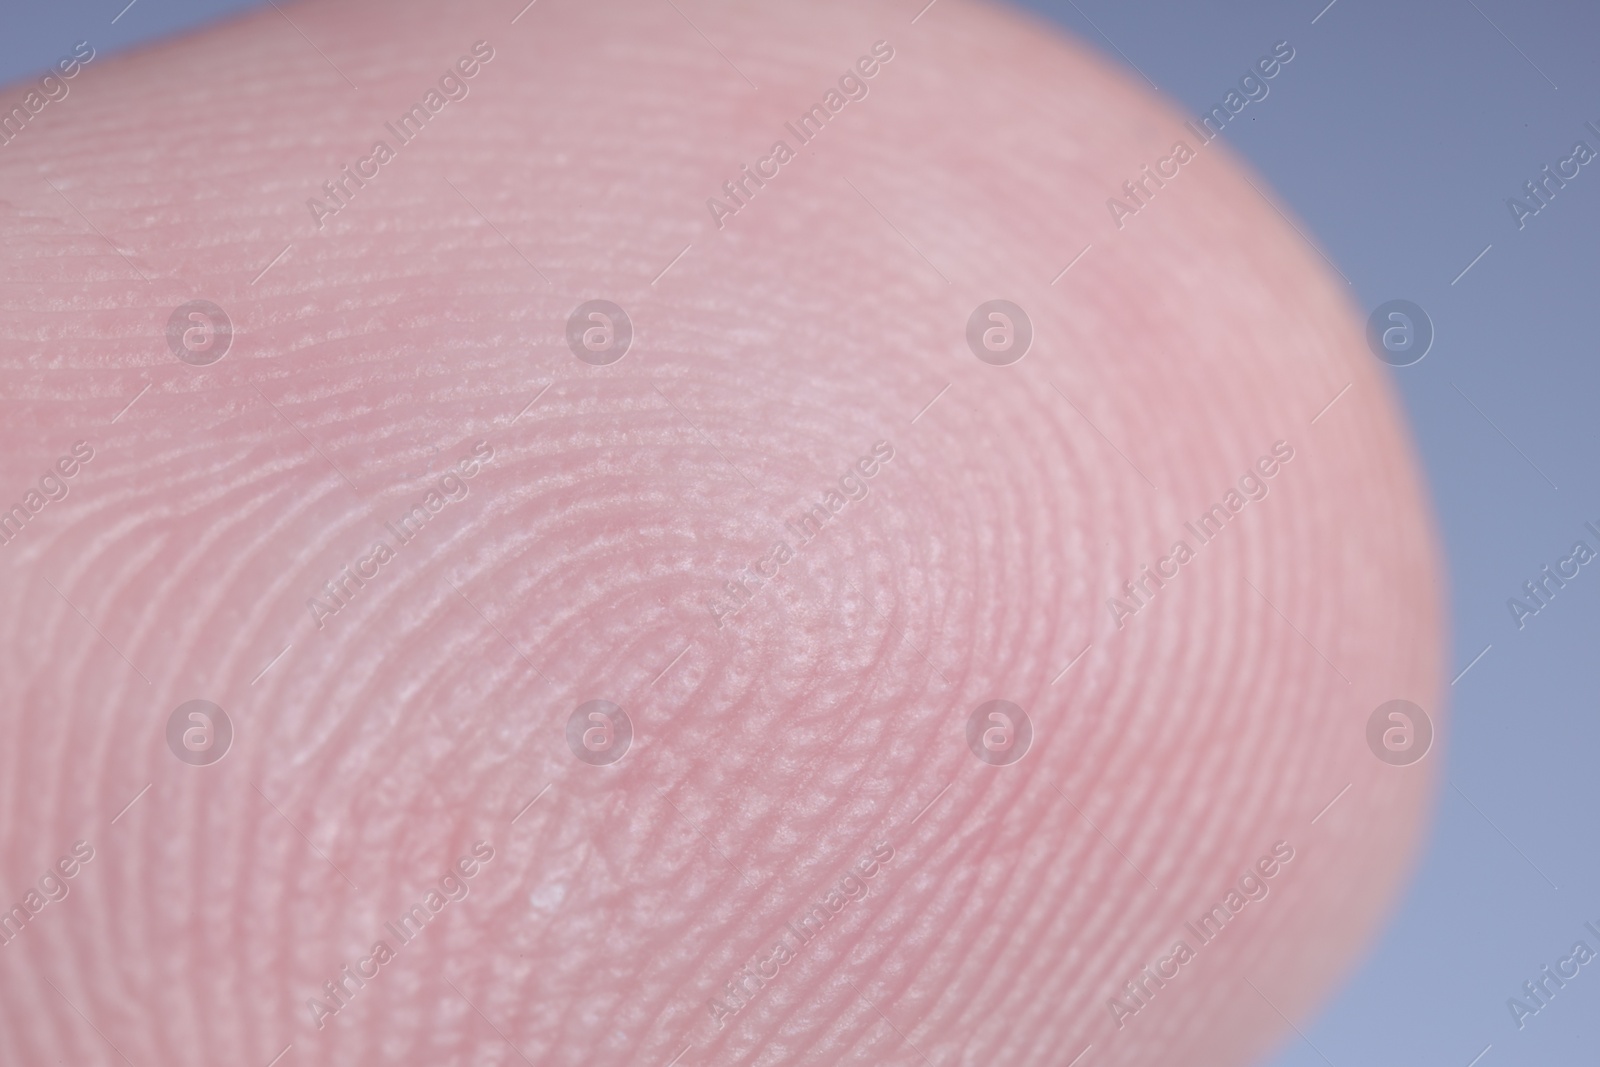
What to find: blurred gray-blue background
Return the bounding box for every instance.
[5,1,1597,1064]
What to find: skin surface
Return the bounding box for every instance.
[0,2,1444,1065]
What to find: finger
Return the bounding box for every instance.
[0,2,1442,1066]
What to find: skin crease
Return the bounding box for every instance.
[0,1,1445,1065]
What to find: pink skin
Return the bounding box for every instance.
[0,1,1442,1065]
